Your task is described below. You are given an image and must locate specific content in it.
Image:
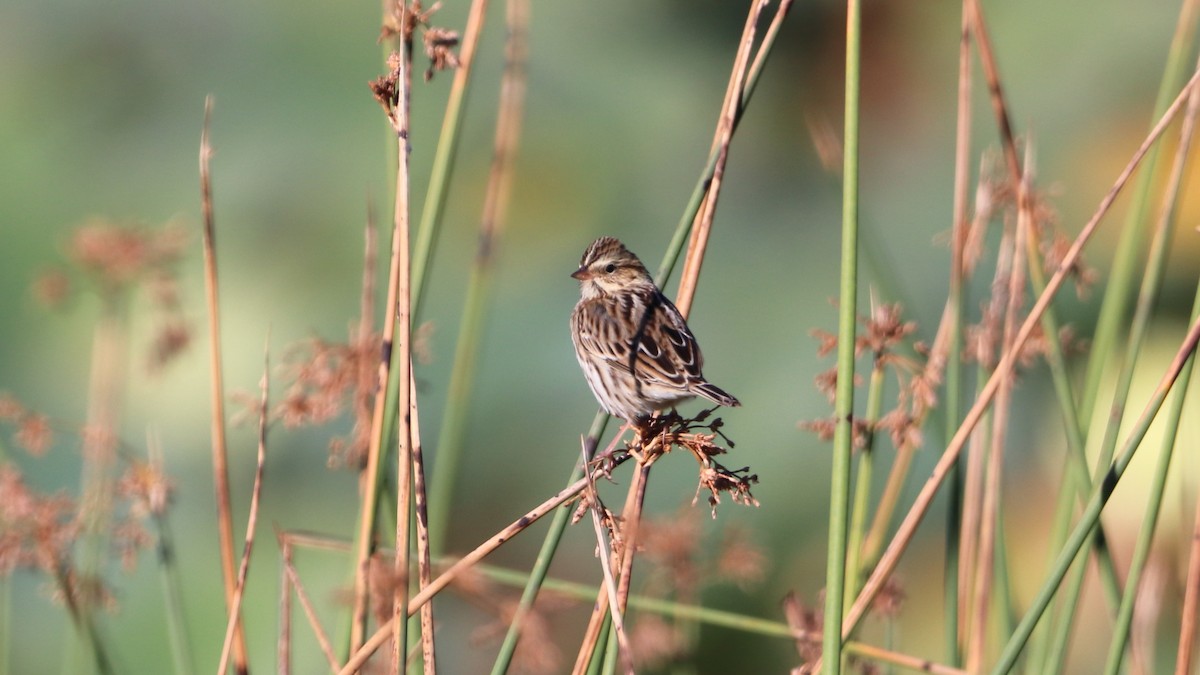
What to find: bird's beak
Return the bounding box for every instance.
[571,266,591,281]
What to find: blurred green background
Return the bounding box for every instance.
[3,0,1200,672]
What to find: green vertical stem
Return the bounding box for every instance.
[992,507,1015,640]
[427,253,500,552]
[992,313,1200,674]
[1102,327,1194,675]
[489,416,608,674]
[1044,66,1194,672]
[152,508,195,675]
[586,620,612,675]
[1078,0,1199,429]
[1022,224,1122,670]
[423,0,523,555]
[844,362,885,610]
[0,576,8,675]
[823,1,861,672]
[411,0,492,318]
[1101,52,1200,674]
[944,4,973,662]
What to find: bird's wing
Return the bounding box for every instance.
[572,298,634,367]
[575,291,706,391]
[629,292,705,390]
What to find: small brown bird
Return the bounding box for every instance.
[570,236,740,424]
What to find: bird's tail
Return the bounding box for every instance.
[694,381,740,408]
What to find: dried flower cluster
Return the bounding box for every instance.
[33,218,193,373]
[802,302,935,455]
[623,410,759,517]
[377,0,462,82]
[251,334,378,468]
[0,391,171,601]
[0,392,54,456]
[0,465,80,575]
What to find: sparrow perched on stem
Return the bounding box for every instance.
[570,236,740,424]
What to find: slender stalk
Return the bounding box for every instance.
[812,68,1200,673]
[845,362,885,608]
[489,417,610,674]
[54,563,115,675]
[654,0,794,285]
[572,449,653,675]
[944,3,973,663]
[823,0,862,671]
[217,343,271,675]
[965,3,1124,631]
[1101,50,1200,675]
[857,440,917,572]
[75,297,125,674]
[992,313,1200,674]
[408,372,435,673]
[198,96,249,675]
[145,436,194,675]
[1044,64,1200,674]
[674,0,764,317]
[390,12,416,671]
[581,441,635,675]
[428,0,529,555]
[1177,478,1200,673]
[1079,0,1200,430]
[339,454,634,675]
[1020,216,1114,672]
[277,533,341,673]
[410,0,492,317]
[278,534,290,675]
[0,577,7,675]
[956,370,991,654]
[967,155,1029,673]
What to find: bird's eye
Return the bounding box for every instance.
[604,263,616,274]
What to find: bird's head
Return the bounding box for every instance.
[572,237,654,298]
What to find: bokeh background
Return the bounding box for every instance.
[3,0,1200,672]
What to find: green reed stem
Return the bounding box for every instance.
[1043,85,1187,671]
[944,5,973,659]
[654,0,791,284]
[489,415,608,674]
[1021,224,1123,672]
[1102,311,1196,675]
[427,242,501,554]
[587,621,611,675]
[992,507,1015,640]
[411,0,492,318]
[845,363,885,611]
[601,619,618,675]
[476,560,962,675]
[823,1,862,672]
[152,508,195,675]
[1101,58,1200,673]
[944,357,964,669]
[428,0,527,553]
[991,313,1200,674]
[0,577,8,675]
[1078,0,1199,430]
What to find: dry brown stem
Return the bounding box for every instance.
[338,454,634,675]
[217,343,271,675]
[277,531,341,673]
[198,95,249,674]
[818,65,1200,668]
[675,0,767,318]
